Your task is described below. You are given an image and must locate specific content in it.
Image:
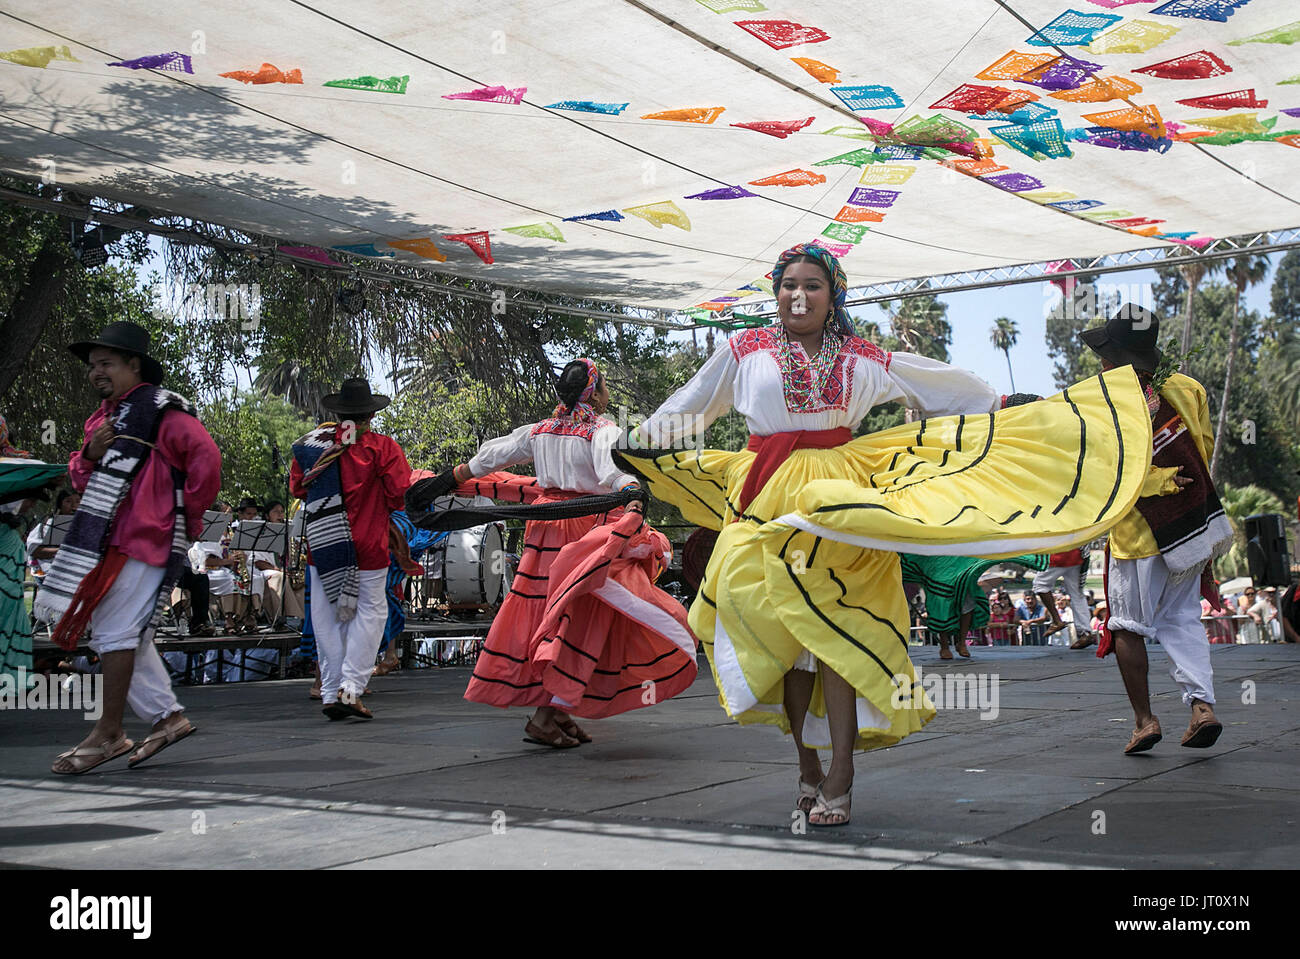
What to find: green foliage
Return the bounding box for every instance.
[200,392,314,508]
[1044,275,1108,388]
[881,295,951,362]
[377,380,514,473]
[1214,483,1288,579]
[1269,250,1300,334]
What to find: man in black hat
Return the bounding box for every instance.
[42,321,222,773]
[1081,304,1233,755]
[290,379,410,719]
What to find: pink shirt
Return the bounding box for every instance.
[68,384,223,567]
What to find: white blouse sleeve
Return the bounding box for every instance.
[24,522,45,561]
[637,341,737,448]
[468,423,535,476]
[592,424,640,491]
[880,352,1002,417]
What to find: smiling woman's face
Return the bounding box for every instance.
[777,259,833,339]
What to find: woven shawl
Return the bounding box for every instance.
[34,386,195,650]
[292,425,360,622]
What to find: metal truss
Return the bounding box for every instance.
[6,182,1298,331]
[732,227,1300,320]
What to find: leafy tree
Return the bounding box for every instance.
[201,392,314,508]
[884,295,951,363]
[1043,274,1109,388]
[1210,254,1272,482]
[1268,249,1300,334]
[1148,277,1299,504]
[1215,483,1287,579]
[1164,250,1221,356]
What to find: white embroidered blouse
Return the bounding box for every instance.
[468,416,639,495]
[639,325,1002,446]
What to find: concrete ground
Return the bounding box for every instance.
[0,642,1295,869]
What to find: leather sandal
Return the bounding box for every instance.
[1181,703,1222,748]
[796,776,824,814]
[52,735,135,775]
[808,785,852,827]
[1124,717,1162,755]
[523,720,579,748]
[555,716,592,743]
[128,717,197,768]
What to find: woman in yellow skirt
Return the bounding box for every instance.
[620,243,1152,826]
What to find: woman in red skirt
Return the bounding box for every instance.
[419,359,696,747]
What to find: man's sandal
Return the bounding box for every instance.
[52,735,135,775]
[128,718,197,768]
[809,786,852,827]
[1124,718,1162,755]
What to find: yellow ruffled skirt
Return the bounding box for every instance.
[620,368,1152,750]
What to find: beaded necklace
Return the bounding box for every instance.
[776,324,843,413]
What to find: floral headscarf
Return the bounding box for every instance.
[552,357,601,422]
[770,242,855,336]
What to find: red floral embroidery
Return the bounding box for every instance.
[531,415,613,440]
[730,327,887,414]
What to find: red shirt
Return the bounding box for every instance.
[290,427,411,570]
[67,384,223,567]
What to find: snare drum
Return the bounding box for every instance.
[443,523,508,606]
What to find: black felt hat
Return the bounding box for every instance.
[68,321,164,385]
[321,378,391,416]
[1079,303,1165,374]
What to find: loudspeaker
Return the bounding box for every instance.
[1244,513,1292,587]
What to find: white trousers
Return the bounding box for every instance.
[88,558,184,725]
[1032,564,1091,639]
[309,566,388,702]
[1108,553,1214,707]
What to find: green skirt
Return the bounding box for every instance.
[900,553,1049,633]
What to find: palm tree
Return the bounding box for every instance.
[1210,254,1271,483]
[1172,251,1221,359]
[989,316,1019,393]
[1264,325,1300,434]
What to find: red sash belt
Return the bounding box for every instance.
[737,427,852,515]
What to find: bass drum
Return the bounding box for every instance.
[443,522,508,607]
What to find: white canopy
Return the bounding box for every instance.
[1,0,1298,313]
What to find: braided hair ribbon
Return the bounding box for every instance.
[770,242,855,336]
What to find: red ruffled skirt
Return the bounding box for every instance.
[462,482,697,718]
